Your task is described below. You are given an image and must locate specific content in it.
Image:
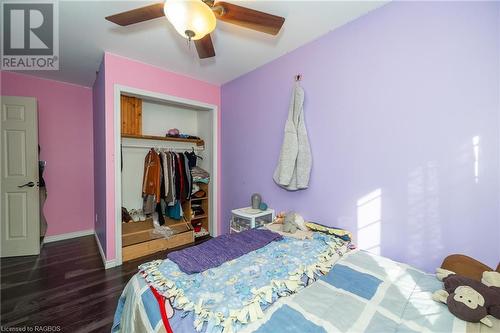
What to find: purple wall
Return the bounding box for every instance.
[92,59,107,255]
[221,1,500,272]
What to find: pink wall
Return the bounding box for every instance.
[100,53,221,259]
[1,71,94,236]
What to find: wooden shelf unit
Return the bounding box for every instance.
[121,218,194,262]
[121,189,211,261]
[121,191,211,260]
[190,183,210,238]
[121,134,205,147]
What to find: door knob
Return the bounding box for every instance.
[18,181,35,188]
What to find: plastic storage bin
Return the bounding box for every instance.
[230,207,275,233]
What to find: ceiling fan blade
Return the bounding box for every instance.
[194,34,216,59]
[105,3,165,26]
[214,2,285,35]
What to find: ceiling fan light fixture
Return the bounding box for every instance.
[164,0,216,41]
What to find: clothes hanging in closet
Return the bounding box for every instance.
[185,150,198,168]
[142,149,196,221]
[142,149,161,199]
[164,152,176,205]
[142,149,161,216]
[183,155,192,200]
[173,153,182,202]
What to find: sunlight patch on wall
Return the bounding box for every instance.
[357,189,382,255]
[407,162,442,268]
[472,135,480,184]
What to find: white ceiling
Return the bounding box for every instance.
[14,1,388,87]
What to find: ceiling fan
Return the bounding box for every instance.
[105,0,285,59]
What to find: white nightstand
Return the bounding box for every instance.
[230,207,275,233]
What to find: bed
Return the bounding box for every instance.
[112,229,499,333]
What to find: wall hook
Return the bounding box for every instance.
[295,74,302,82]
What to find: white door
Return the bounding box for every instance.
[1,96,40,257]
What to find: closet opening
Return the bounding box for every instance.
[113,85,218,265]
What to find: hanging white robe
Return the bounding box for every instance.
[273,83,312,190]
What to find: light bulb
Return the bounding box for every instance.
[164,0,216,40]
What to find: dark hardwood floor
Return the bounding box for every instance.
[0,235,210,332]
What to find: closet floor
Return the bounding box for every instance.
[0,234,211,332]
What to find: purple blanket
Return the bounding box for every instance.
[167,229,283,274]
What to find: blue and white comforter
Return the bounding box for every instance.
[113,232,348,333]
[241,250,500,333]
[113,240,500,333]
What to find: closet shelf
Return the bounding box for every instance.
[191,196,208,201]
[122,134,205,147]
[191,214,208,220]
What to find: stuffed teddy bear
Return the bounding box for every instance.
[282,212,299,233]
[274,211,308,234]
[274,211,286,224]
[432,268,500,327]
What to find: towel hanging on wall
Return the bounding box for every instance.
[273,79,312,191]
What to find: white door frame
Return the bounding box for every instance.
[113,84,219,267]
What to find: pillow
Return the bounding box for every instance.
[305,222,352,242]
[265,223,313,240]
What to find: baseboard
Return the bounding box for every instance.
[43,229,95,243]
[94,233,118,269]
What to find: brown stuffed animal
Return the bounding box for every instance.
[274,211,286,224]
[433,269,500,327]
[441,254,500,281]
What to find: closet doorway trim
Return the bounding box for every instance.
[113,84,219,267]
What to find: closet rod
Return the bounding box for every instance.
[121,144,204,151]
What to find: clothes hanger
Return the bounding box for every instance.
[191,147,203,160]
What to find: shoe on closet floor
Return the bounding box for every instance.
[138,210,146,221]
[129,209,141,222]
[122,207,133,223]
